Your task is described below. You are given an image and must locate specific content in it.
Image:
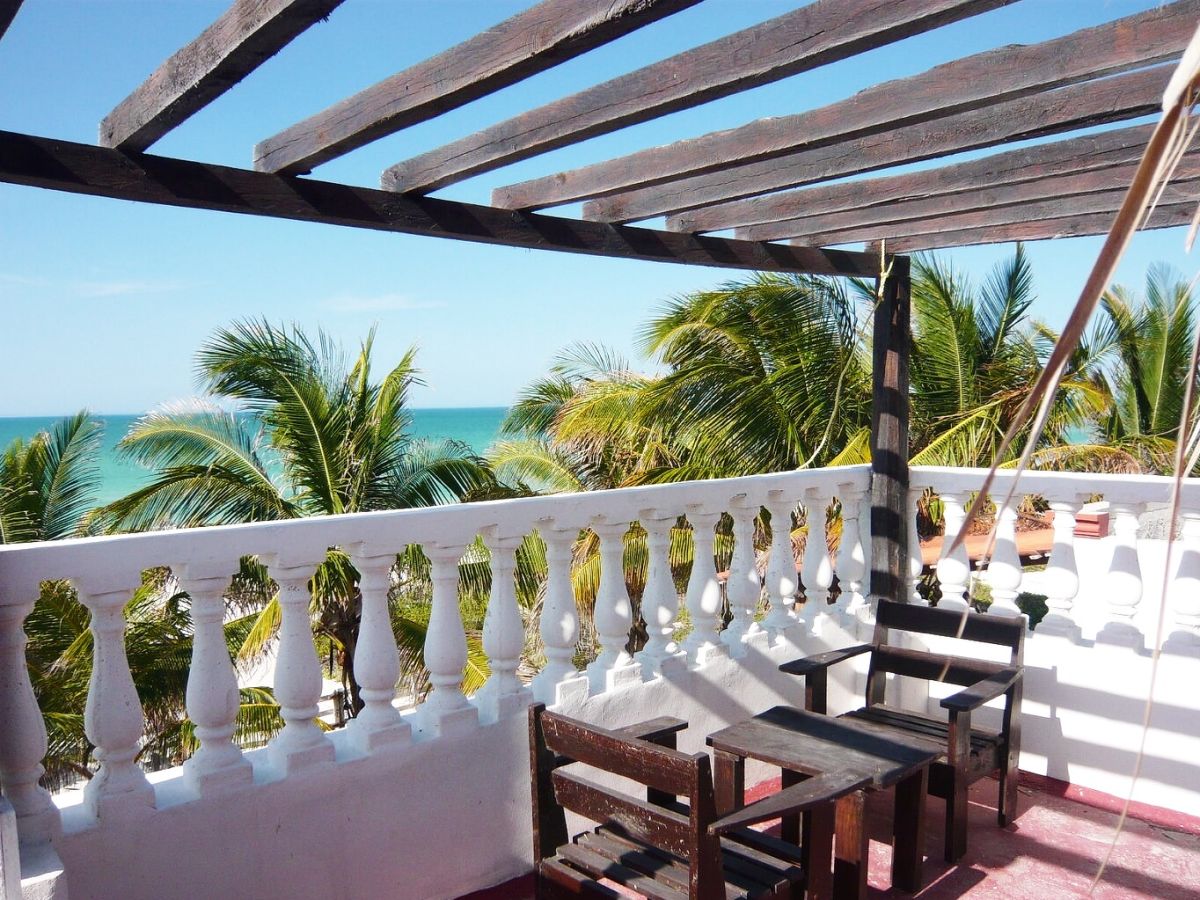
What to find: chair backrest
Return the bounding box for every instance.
[529,704,722,899]
[866,600,1025,707]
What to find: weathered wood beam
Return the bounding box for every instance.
[494,0,1197,210]
[669,123,1159,234]
[582,65,1169,224]
[0,130,876,278]
[380,0,1014,194]
[870,202,1199,253]
[739,150,1200,243]
[785,176,1200,248]
[1,0,25,43]
[254,0,698,176]
[870,255,911,605]
[100,0,345,153]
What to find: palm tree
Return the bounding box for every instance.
[1088,264,1199,473]
[907,245,1103,468]
[105,320,495,711]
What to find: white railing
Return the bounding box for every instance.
[0,465,870,850]
[1,463,1199,899]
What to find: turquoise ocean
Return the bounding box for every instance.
[0,408,508,506]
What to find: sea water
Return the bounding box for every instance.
[0,408,508,506]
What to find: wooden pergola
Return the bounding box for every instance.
[0,0,1195,600]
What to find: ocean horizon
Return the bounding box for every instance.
[0,407,509,506]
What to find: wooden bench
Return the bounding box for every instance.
[780,600,1025,863]
[529,703,867,899]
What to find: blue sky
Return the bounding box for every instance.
[1,0,1196,415]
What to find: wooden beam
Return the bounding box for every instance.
[1,0,25,44]
[739,151,1200,243]
[786,176,1200,248]
[0,130,876,278]
[100,0,345,153]
[876,202,1199,252]
[582,65,1169,224]
[870,255,911,605]
[254,0,698,176]
[494,0,1197,210]
[668,123,1159,235]
[379,0,1014,194]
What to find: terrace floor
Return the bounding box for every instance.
[465,774,1200,899]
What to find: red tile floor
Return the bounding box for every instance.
[463,774,1200,899]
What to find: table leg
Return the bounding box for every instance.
[833,790,868,900]
[713,749,745,816]
[803,801,835,900]
[892,767,928,892]
[781,769,805,844]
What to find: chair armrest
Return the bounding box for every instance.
[708,770,870,835]
[779,644,873,676]
[940,667,1023,713]
[613,716,687,745]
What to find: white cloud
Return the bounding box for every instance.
[322,292,445,313]
[0,273,188,298]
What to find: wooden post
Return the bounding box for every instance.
[869,253,911,604]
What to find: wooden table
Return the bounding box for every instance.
[707,705,941,899]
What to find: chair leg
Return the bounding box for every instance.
[944,781,968,863]
[998,757,1019,827]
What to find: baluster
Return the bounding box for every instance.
[585,520,642,692]
[1038,499,1082,638]
[1165,510,1200,652]
[986,497,1024,618]
[934,491,971,611]
[419,542,481,734]
[907,486,927,605]
[0,595,61,844]
[722,502,763,656]
[531,526,588,705]
[78,583,155,818]
[836,484,867,615]
[682,508,727,666]
[639,511,686,675]
[1098,502,1145,648]
[476,530,533,721]
[800,488,834,623]
[347,552,410,752]
[762,491,799,637]
[266,562,334,773]
[179,571,252,794]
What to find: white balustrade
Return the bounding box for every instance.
[420,543,481,734]
[800,488,834,623]
[985,499,1024,618]
[1039,499,1082,638]
[1166,511,1200,651]
[78,584,155,818]
[477,531,532,721]
[0,595,60,844]
[762,492,799,637]
[638,511,686,675]
[531,526,587,704]
[906,486,927,605]
[835,484,867,615]
[722,502,763,655]
[682,508,727,667]
[1098,502,1145,648]
[267,562,335,773]
[934,491,971,610]
[179,572,252,794]
[347,552,410,752]
[585,519,641,692]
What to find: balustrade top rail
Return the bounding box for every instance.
[0,465,875,603]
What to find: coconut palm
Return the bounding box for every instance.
[105,320,495,711]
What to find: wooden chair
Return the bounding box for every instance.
[529,703,868,900]
[780,600,1024,863]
